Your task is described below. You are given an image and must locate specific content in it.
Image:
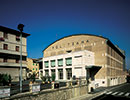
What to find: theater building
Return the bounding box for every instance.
[43,34,126,87]
[0,26,30,81]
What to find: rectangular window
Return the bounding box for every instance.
[4,32,8,39]
[66,57,72,66]
[16,36,20,41]
[58,59,63,67]
[3,58,7,62]
[45,70,49,76]
[44,61,49,68]
[16,59,19,63]
[3,44,8,50]
[66,68,72,80]
[51,69,55,76]
[51,60,55,67]
[58,69,63,79]
[16,46,19,51]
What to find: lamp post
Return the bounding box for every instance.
[17,24,24,92]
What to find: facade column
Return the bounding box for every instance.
[49,69,51,76]
[56,69,58,80]
[63,68,66,80]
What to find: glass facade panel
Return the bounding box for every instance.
[44,61,49,68]
[66,57,72,66]
[58,69,63,79]
[58,59,63,66]
[66,68,72,79]
[51,60,55,67]
[45,70,49,76]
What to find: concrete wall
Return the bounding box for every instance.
[3,85,88,100]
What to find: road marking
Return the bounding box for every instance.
[112,92,118,95]
[106,91,112,95]
[125,93,130,97]
[117,92,124,96]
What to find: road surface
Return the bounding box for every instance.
[92,83,130,100]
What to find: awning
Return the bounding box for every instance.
[85,65,101,69]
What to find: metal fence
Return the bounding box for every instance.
[3,80,86,97]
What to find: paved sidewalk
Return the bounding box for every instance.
[69,83,126,100]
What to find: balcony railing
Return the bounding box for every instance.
[0,62,27,67]
[0,48,27,56]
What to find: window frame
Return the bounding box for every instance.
[58,59,63,67]
[3,44,8,50]
[66,57,72,66]
[44,61,49,68]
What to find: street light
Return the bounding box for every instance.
[17,24,24,92]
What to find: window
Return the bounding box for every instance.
[4,32,8,39]
[16,59,19,63]
[66,57,72,66]
[58,59,63,67]
[16,46,19,51]
[51,60,55,67]
[44,61,49,68]
[36,68,37,71]
[3,44,8,50]
[16,36,20,41]
[51,69,55,76]
[58,69,63,79]
[33,68,34,70]
[66,68,72,79]
[45,70,49,76]
[3,58,7,62]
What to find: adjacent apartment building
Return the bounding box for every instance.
[27,58,39,78]
[0,26,30,81]
[43,34,126,87]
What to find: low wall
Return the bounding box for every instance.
[1,85,88,100]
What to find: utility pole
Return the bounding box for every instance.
[17,24,24,93]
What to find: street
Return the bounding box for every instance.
[92,83,130,100]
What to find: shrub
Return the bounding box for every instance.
[30,72,36,83]
[41,76,46,82]
[0,73,12,86]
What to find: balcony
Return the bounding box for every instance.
[0,37,5,41]
[0,62,27,68]
[0,48,27,56]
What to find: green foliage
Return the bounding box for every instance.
[46,76,51,82]
[30,72,36,83]
[41,76,46,82]
[0,73,12,86]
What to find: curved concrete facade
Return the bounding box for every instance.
[43,34,126,87]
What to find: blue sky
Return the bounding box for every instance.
[0,0,130,69]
